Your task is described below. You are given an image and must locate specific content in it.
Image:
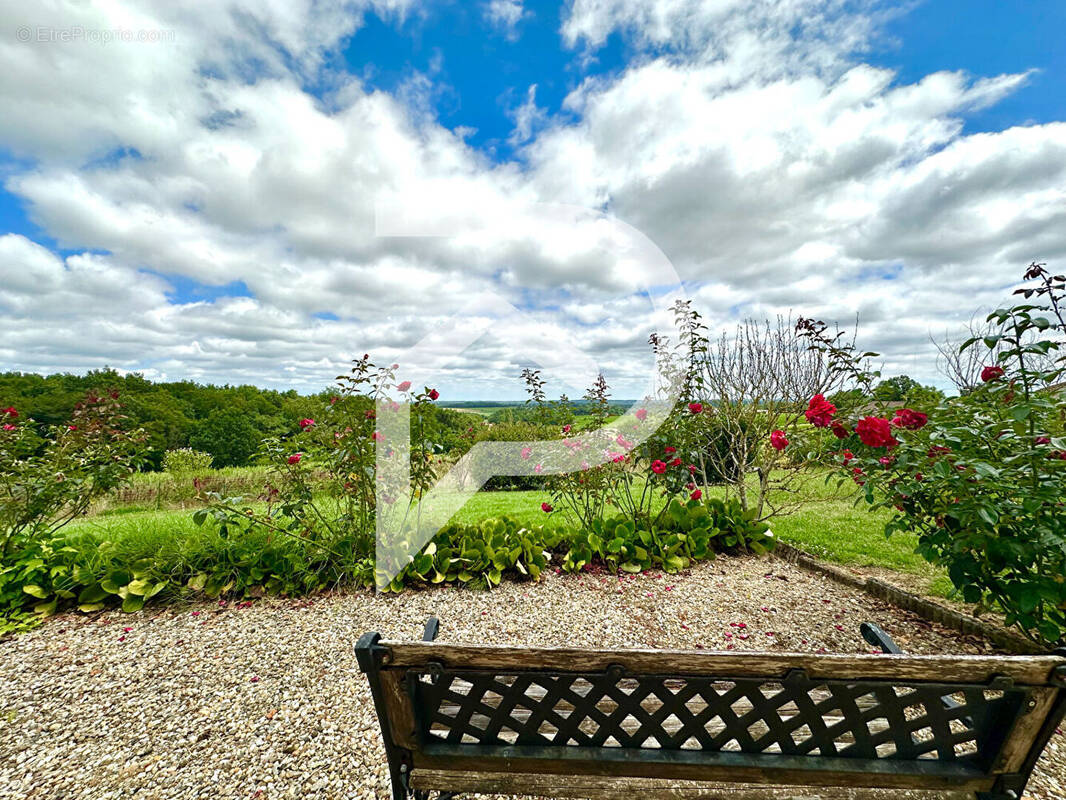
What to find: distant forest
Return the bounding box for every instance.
[0,369,473,470]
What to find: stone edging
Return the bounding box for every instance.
[771,540,1045,655]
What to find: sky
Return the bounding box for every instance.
[0,0,1064,399]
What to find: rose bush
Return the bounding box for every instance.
[799,263,1066,646]
[0,392,147,627]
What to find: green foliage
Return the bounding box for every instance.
[873,375,921,401]
[807,263,1066,647]
[162,447,214,474]
[0,393,146,559]
[562,497,773,575]
[189,408,260,467]
[382,516,564,592]
[0,368,473,471]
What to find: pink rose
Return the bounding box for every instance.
[635,408,647,421]
[396,381,412,392]
[520,446,532,460]
[298,418,315,429]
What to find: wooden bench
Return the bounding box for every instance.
[356,617,1066,800]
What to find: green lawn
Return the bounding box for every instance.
[66,469,951,597]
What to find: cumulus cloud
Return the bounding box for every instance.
[484,0,529,41]
[0,0,1064,397]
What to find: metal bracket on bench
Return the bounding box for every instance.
[860,622,902,654]
[783,667,811,688]
[423,616,440,642]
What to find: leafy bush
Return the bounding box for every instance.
[799,263,1066,647]
[383,516,564,592]
[0,392,145,559]
[189,407,260,467]
[162,448,214,474]
[562,496,774,575]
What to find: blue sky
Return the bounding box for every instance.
[4,0,1063,246]
[0,0,1064,396]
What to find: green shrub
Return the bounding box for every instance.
[162,448,214,474]
[383,516,565,592]
[800,262,1066,647]
[0,392,145,559]
[562,496,774,575]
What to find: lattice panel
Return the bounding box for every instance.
[409,669,1026,768]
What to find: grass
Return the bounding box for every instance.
[64,469,952,598]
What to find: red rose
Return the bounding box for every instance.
[805,395,836,428]
[298,418,315,429]
[2,424,15,431]
[635,408,647,421]
[841,449,854,466]
[830,421,849,439]
[68,425,77,431]
[329,396,339,405]
[891,408,927,430]
[687,464,696,473]
[372,431,385,442]
[1035,436,1051,445]
[651,460,667,474]
[396,380,412,392]
[688,402,703,414]
[690,489,702,501]
[663,446,676,454]
[981,365,1004,382]
[541,502,553,513]
[1,407,17,418]
[855,416,898,448]
[562,424,571,434]
[670,457,682,467]
[770,430,788,451]
[288,453,302,465]
[428,389,440,400]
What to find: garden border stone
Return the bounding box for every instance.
[770,539,1045,655]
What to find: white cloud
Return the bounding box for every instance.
[484,0,529,41]
[0,0,1064,398]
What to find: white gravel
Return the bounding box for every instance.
[0,555,1062,800]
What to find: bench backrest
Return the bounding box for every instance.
[356,635,1066,799]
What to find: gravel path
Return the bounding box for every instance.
[1,555,1062,800]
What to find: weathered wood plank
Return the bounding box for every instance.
[409,770,977,799]
[378,670,417,749]
[382,642,1063,685]
[410,744,995,791]
[993,687,1060,773]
